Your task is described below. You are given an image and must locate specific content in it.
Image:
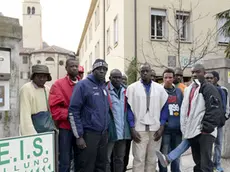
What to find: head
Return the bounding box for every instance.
[65,58,78,78]
[31,65,52,87]
[205,73,214,84]
[109,69,122,89]
[140,63,152,83]
[151,69,156,81]
[211,71,220,85]
[78,66,84,79]
[122,74,128,86]
[191,64,206,83]
[92,59,108,82]
[163,68,175,88]
[174,67,183,84]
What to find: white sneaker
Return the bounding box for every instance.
[156,150,169,168]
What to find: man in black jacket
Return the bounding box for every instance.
[180,64,224,172]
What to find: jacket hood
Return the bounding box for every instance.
[87,74,105,85]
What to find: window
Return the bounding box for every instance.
[106,0,110,10]
[95,41,100,59]
[151,9,166,40]
[89,24,92,42]
[107,28,111,53]
[32,7,35,14]
[176,11,190,41]
[23,56,28,64]
[217,18,230,44]
[27,7,31,14]
[20,72,29,80]
[89,53,92,70]
[37,60,41,64]
[85,35,87,51]
[46,57,54,61]
[114,16,118,45]
[95,5,100,30]
[168,56,176,67]
[59,60,64,66]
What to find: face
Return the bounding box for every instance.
[163,72,174,87]
[110,71,122,89]
[151,70,156,81]
[205,73,214,84]
[93,66,108,81]
[66,60,78,78]
[140,65,151,82]
[213,77,218,85]
[122,76,127,85]
[191,67,205,82]
[33,73,49,87]
[174,70,183,84]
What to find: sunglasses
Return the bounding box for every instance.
[205,77,213,79]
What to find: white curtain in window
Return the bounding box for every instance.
[218,18,230,43]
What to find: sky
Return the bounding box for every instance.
[0,0,91,52]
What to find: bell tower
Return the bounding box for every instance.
[22,0,42,49]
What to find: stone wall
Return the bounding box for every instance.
[203,58,230,158]
[0,16,22,137]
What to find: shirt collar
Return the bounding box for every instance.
[109,82,122,91]
[31,81,43,89]
[66,75,79,86]
[141,79,152,86]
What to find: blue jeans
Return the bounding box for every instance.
[213,127,223,169]
[159,132,182,172]
[167,139,190,162]
[59,128,79,172]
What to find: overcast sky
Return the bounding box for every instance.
[0,0,90,52]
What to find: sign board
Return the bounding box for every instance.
[0,132,56,172]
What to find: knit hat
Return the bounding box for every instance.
[211,71,220,81]
[30,65,52,81]
[92,59,108,71]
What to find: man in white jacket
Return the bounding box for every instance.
[126,63,168,172]
[180,64,224,172]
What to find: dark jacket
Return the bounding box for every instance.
[199,81,224,133]
[68,74,110,138]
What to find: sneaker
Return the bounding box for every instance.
[156,150,169,168]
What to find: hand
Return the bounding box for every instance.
[130,128,141,143]
[154,125,164,141]
[76,137,87,149]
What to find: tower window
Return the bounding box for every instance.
[32,7,35,14]
[46,57,54,61]
[27,7,31,14]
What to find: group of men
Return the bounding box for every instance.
[19,57,229,172]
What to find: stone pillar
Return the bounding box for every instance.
[0,16,22,137]
[203,58,230,158]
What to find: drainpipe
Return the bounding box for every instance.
[103,0,106,60]
[134,0,137,80]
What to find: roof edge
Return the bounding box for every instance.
[76,0,98,55]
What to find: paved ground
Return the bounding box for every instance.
[126,152,230,172]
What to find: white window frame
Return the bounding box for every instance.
[106,0,110,10]
[150,9,166,40]
[95,41,100,59]
[176,11,190,41]
[85,60,88,76]
[107,28,110,54]
[95,5,100,30]
[217,17,230,44]
[89,23,92,42]
[114,16,118,46]
[89,53,92,70]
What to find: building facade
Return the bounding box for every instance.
[20,0,76,87]
[77,0,230,79]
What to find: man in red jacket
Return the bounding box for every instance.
[49,58,80,172]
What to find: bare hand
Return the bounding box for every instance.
[154,126,164,141]
[131,128,141,143]
[76,137,87,149]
